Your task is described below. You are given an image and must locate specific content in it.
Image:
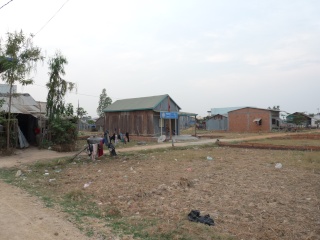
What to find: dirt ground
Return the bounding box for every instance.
[0,131,319,240]
[0,180,91,240]
[41,147,319,239]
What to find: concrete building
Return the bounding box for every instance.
[228,107,280,132]
[206,107,243,131]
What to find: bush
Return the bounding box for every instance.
[50,117,78,145]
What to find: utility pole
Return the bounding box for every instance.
[195,116,197,137]
[77,99,80,131]
[168,96,172,140]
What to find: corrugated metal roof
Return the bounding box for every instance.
[104,94,181,112]
[38,102,47,114]
[0,93,44,115]
[211,107,245,115]
[211,113,228,118]
[228,106,280,113]
[0,84,17,94]
[178,111,197,116]
[287,112,311,119]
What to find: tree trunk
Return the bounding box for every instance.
[6,83,13,150]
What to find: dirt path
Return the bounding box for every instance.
[0,148,90,240]
[0,131,315,168]
[0,130,317,240]
[0,147,75,168]
[117,131,311,153]
[0,180,90,240]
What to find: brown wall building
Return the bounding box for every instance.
[103,94,181,136]
[228,107,280,132]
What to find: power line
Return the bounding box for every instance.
[23,83,122,101]
[0,0,13,10]
[31,83,99,98]
[33,0,70,37]
[29,83,121,100]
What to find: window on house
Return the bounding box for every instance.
[253,118,262,125]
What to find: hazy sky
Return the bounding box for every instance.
[1,0,319,117]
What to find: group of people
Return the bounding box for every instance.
[108,129,130,145]
[85,129,131,159]
[102,129,129,156]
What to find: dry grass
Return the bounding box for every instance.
[5,143,320,240]
[247,139,320,147]
[182,128,320,140]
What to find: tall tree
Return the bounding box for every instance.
[46,51,74,121]
[0,98,5,124]
[65,103,74,117]
[287,113,307,126]
[97,88,112,117]
[45,51,78,148]
[76,107,87,119]
[0,30,43,149]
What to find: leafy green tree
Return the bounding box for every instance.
[45,51,77,148]
[50,117,77,145]
[76,107,87,119]
[0,99,5,124]
[46,51,75,121]
[97,88,112,117]
[0,99,4,106]
[287,113,307,126]
[65,103,74,117]
[0,30,43,150]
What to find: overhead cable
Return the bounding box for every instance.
[33,0,70,37]
[0,0,13,10]
[32,83,99,98]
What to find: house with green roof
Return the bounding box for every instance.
[103,94,183,136]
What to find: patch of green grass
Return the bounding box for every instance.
[42,196,54,208]
[61,190,102,225]
[32,157,72,169]
[64,189,87,202]
[107,219,155,239]
[0,168,16,184]
[86,228,94,237]
[130,143,218,155]
[105,217,233,240]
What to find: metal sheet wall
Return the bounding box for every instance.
[206,117,228,130]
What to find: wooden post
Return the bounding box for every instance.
[168,96,172,140]
[160,118,163,136]
[195,115,197,137]
[6,83,13,150]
